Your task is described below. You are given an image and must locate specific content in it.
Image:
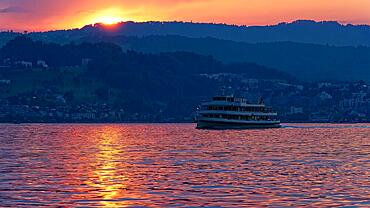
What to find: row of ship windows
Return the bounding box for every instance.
[213,97,235,102]
[206,106,271,112]
[203,114,277,121]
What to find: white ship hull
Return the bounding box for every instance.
[196,117,281,130]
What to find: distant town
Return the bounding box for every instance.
[205,74,370,123]
[1,64,369,123]
[0,36,370,123]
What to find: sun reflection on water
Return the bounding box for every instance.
[85,126,129,207]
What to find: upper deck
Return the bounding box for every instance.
[201,95,266,107]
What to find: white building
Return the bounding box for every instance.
[37,60,49,68]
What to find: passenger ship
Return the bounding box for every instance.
[196,95,281,129]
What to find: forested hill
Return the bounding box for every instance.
[33,20,370,46]
[78,35,370,82]
[1,20,370,82]
[0,37,294,117]
[2,20,370,47]
[0,36,294,81]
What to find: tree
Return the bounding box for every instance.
[95,88,109,100]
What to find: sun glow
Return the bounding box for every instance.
[94,16,123,25]
[88,8,127,26]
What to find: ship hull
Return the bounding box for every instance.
[196,119,281,130]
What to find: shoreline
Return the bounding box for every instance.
[1,122,370,125]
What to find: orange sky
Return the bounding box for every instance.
[0,0,369,31]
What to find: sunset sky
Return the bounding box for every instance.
[0,0,369,31]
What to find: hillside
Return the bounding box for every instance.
[0,37,294,119]
[2,20,370,46]
[32,20,370,46]
[1,37,369,123]
[78,35,370,82]
[1,20,370,82]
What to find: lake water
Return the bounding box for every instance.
[0,124,369,207]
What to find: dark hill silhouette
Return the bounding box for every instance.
[78,35,370,81]
[2,20,369,46]
[1,20,370,81]
[27,20,370,46]
[1,36,293,81]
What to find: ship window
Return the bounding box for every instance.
[215,97,226,101]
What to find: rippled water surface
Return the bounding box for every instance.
[0,124,369,207]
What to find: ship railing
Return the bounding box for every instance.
[199,110,277,114]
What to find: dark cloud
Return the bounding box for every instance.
[0,6,27,13]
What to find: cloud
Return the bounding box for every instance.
[0,6,27,13]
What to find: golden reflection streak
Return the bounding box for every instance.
[84,126,129,207]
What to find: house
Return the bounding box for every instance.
[317,91,333,100]
[289,106,303,115]
[37,60,49,69]
[14,61,33,68]
[82,58,92,66]
[71,113,96,120]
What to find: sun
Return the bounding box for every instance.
[84,8,127,27]
[94,16,123,25]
